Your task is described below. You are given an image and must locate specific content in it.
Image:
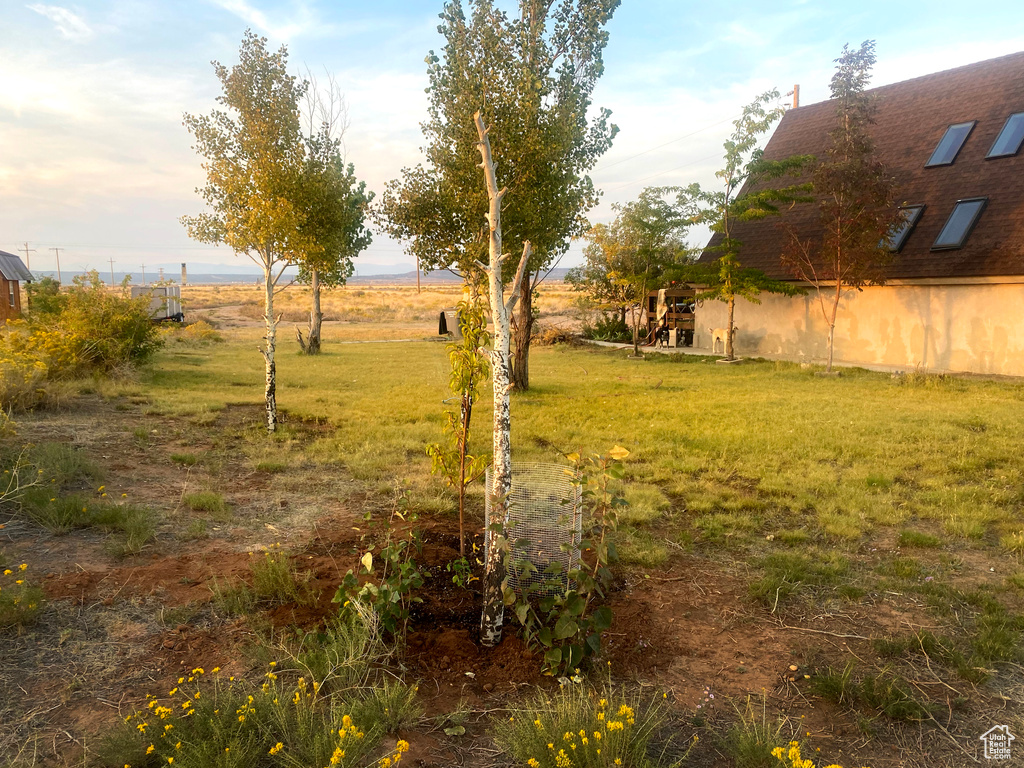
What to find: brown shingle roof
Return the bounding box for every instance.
[703,51,1024,280]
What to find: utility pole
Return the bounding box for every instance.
[20,242,35,271]
[108,257,116,287]
[50,247,63,285]
[140,264,146,285]
[20,242,36,310]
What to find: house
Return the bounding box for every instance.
[0,250,33,324]
[697,51,1024,376]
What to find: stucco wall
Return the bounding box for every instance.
[694,280,1024,377]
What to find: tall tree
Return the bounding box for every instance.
[565,222,630,327]
[474,111,531,648]
[182,32,313,431]
[573,186,693,356]
[295,73,374,355]
[782,41,901,372]
[377,0,618,390]
[295,149,373,354]
[685,91,811,360]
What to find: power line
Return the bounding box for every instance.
[593,115,735,173]
[600,151,723,195]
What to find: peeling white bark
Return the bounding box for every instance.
[474,111,530,648]
[259,251,278,433]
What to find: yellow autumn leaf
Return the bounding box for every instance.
[361,552,373,572]
[607,445,630,460]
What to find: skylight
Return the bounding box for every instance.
[932,198,987,250]
[926,122,976,167]
[987,112,1024,158]
[886,205,925,252]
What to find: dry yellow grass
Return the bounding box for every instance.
[182,282,581,333]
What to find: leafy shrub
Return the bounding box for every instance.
[0,344,48,410]
[334,499,423,637]
[580,313,631,343]
[11,271,162,379]
[503,447,627,676]
[493,683,692,768]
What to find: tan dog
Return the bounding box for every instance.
[709,326,735,355]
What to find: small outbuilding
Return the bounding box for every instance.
[0,250,33,324]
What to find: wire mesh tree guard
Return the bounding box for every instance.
[484,462,582,594]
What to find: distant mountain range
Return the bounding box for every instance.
[28,265,571,286]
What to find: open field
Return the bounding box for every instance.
[2,286,1024,768]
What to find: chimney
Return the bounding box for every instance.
[792,84,800,109]
[181,262,188,286]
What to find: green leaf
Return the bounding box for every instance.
[515,604,529,625]
[566,644,583,671]
[565,594,586,616]
[554,615,579,640]
[591,605,613,632]
[538,627,553,647]
[544,647,562,669]
[585,632,602,655]
[444,726,466,736]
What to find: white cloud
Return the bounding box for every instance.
[209,0,318,41]
[26,4,94,41]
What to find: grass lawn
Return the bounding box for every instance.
[144,332,1024,556]
[6,302,1024,768]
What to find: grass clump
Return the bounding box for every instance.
[351,676,422,734]
[211,546,313,615]
[18,490,155,555]
[96,670,397,768]
[897,529,943,549]
[492,684,693,768]
[748,552,850,608]
[0,561,44,630]
[1000,530,1024,557]
[171,452,199,466]
[724,695,788,768]
[810,664,931,722]
[182,491,226,513]
[29,441,101,486]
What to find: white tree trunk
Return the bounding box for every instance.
[474,111,531,648]
[261,255,278,432]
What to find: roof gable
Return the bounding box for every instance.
[0,250,33,282]
[703,51,1024,280]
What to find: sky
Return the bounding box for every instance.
[3,0,1024,277]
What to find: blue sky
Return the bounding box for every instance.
[3,0,1024,275]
